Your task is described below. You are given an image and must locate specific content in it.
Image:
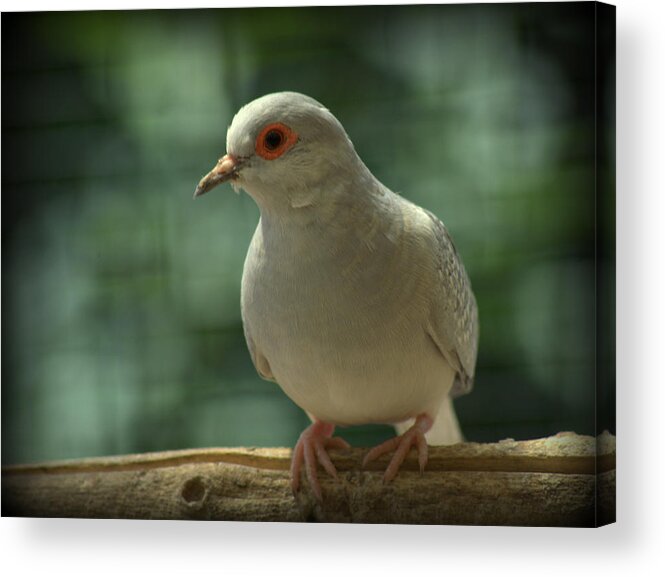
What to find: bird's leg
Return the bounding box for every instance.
[290,420,351,501]
[362,413,434,483]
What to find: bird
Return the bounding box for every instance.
[194,92,478,501]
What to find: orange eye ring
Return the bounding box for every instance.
[255,122,298,160]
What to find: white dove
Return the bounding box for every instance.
[195,92,478,501]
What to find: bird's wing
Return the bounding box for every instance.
[241,223,277,383]
[422,209,479,397]
[243,322,276,382]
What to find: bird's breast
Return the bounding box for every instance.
[239,206,453,425]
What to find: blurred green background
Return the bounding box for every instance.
[2,3,615,464]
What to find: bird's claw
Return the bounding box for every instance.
[362,413,433,483]
[291,422,350,501]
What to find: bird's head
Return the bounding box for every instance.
[194,92,368,211]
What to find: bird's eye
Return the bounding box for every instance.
[255,122,298,160]
[264,130,283,151]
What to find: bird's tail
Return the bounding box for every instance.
[394,395,463,445]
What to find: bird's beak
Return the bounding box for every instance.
[193,154,242,198]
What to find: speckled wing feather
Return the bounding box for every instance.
[423,210,479,397]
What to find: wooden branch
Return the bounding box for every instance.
[2,432,615,526]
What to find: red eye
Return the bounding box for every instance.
[255,122,298,160]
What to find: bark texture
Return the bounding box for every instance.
[2,431,615,526]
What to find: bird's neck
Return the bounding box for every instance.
[261,174,384,227]
[254,154,385,225]
[256,172,401,269]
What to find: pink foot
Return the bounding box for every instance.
[290,420,351,501]
[362,414,434,483]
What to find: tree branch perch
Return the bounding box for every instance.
[2,432,615,526]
